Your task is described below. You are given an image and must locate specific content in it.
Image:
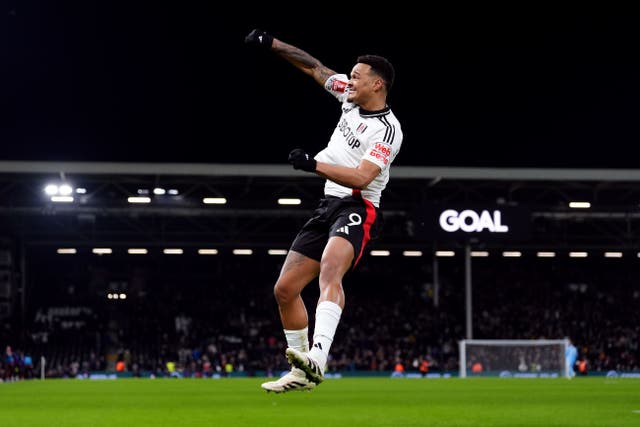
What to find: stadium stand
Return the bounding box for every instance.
[1,162,639,379]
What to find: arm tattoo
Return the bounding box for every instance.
[317,67,334,82]
[274,42,321,69]
[273,40,337,85]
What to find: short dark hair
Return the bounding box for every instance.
[357,54,395,92]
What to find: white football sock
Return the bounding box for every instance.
[309,301,342,370]
[284,327,309,353]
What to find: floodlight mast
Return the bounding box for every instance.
[464,243,472,340]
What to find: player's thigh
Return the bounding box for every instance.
[319,236,354,282]
[276,250,321,294]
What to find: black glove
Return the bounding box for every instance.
[245,29,273,49]
[288,148,317,172]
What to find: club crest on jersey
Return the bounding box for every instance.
[356,123,368,134]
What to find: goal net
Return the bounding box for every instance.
[459,339,569,378]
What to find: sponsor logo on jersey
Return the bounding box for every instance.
[368,142,392,165]
[356,123,368,134]
[338,118,361,149]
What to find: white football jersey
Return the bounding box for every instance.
[315,74,403,207]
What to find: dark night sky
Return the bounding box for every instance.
[3,4,640,168]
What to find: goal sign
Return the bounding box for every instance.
[413,204,531,242]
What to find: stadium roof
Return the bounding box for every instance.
[5,161,640,181]
[2,161,640,251]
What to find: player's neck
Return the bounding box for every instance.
[358,97,387,112]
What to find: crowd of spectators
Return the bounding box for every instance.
[2,250,639,380]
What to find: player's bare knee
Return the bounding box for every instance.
[273,282,295,306]
[320,281,343,295]
[319,258,347,282]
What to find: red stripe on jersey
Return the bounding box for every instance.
[353,195,376,269]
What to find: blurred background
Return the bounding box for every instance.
[2,4,639,380]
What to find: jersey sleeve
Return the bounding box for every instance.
[324,74,349,103]
[362,129,400,171]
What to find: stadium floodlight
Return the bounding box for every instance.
[569,251,588,258]
[436,250,455,257]
[458,339,569,378]
[203,197,227,204]
[403,250,422,257]
[51,196,74,203]
[370,250,390,256]
[92,248,112,255]
[268,249,287,255]
[471,251,489,257]
[163,248,183,255]
[536,251,556,258]
[569,201,591,209]
[45,183,74,195]
[128,248,148,255]
[58,184,73,196]
[128,196,151,204]
[233,249,253,255]
[56,248,77,254]
[502,251,522,257]
[44,184,58,195]
[278,198,301,205]
[198,249,219,255]
[604,252,623,258]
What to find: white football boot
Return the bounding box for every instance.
[285,347,324,384]
[261,367,316,393]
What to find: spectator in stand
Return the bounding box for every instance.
[419,358,429,377]
[4,345,15,381]
[578,359,588,376]
[225,362,234,376]
[166,360,176,376]
[392,361,405,377]
[23,353,34,379]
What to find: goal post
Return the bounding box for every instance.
[459,339,569,378]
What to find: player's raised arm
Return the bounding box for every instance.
[245,29,338,87]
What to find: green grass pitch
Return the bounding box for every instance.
[1,377,639,426]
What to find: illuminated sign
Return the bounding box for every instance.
[414,204,531,241]
[439,209,509,233]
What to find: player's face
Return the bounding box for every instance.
[346,63,379,105]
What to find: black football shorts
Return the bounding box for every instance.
[290,195,383,269]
